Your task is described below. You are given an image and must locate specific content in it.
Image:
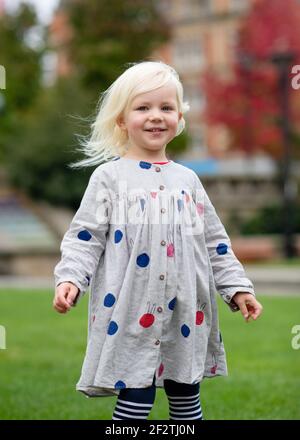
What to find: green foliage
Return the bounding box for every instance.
[166,129,191,158]
[0,3,42,164]
[5,77,96,209]
[0,4,42,112]
[64,0,171,91]
[1,0,191,208]
[0,4,42,163]
[240,203,300,234]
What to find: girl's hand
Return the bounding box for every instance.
[53,282,80,314]
[232,292,263,322]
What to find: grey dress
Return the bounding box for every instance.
[54,156,255,397]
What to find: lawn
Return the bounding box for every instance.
[0,289,299,420]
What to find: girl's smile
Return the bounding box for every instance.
[117,82,182,160]
[145,129,167,136]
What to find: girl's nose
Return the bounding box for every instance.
[149,113,163,121]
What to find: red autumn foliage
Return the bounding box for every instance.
[202,0,300,159]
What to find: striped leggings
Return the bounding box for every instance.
[112,375,203,420]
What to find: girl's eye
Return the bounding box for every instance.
[136,106,173,111]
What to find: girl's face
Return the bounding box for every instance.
[117,82,183,158]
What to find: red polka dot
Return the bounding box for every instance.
[139,313,155,328]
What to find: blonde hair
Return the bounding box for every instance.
[69,60,190,169]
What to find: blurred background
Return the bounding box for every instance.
[0,0,299,420]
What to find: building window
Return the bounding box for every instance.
[156,0,172,14]
[42,51,58,87]
[173,38,205,72]
[185,84,206,113]
[180,0,211,19]
[227,28,239,57]
[190,126,207,153]
[229,0,249,13]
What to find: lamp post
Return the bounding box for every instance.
[238,52,254,157]
[271,50,297,258]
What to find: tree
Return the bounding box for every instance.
[62,0,172,92]
[202,0,300,160]
[4,0,188,208]
[62,0,189,162]
[6,76,93,209]
[0,3,42,162]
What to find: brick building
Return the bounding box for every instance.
[152,0,253,159]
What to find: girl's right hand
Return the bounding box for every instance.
[53,282,80,314]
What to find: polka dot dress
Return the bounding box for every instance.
[54,156,255,397]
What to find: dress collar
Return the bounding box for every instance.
[117,156,174,169]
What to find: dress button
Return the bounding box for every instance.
[155,339,160,345]
[159,185,165,190]
[161,240,166,246]
[159,274,165,280]
[157,306,163,313]
[161,208,166,213]
[155,167,161,172]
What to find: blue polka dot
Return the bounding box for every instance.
[181,190,185,194]
[108,321,118,335]
[78,230,92,241]
[139,161,152,169]
[177,199,183,212]
[114,380,126,389]
[217,243,228,255]
[219,332,223,342]
[86,276,91,286]
[140,198,146,211]
[136,253,150,267]
[114,229,123,243]
[104,293,116,307]
[168,297,177,310]
[113,157,121,161]
[181,324,190,337]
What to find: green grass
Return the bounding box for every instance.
[0,290,299,420]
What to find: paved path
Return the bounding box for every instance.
[244,266,300,296]
[0,265,299,296]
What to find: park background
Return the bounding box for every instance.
[0,0,299,420]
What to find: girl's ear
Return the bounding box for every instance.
[178,112,183,121]
[117,115,126,130]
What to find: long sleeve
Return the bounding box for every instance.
[54,166,112,302]
[192,173,255,312]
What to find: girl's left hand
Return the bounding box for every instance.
[232,292,263,322]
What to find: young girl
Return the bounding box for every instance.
[53,60,263,421]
